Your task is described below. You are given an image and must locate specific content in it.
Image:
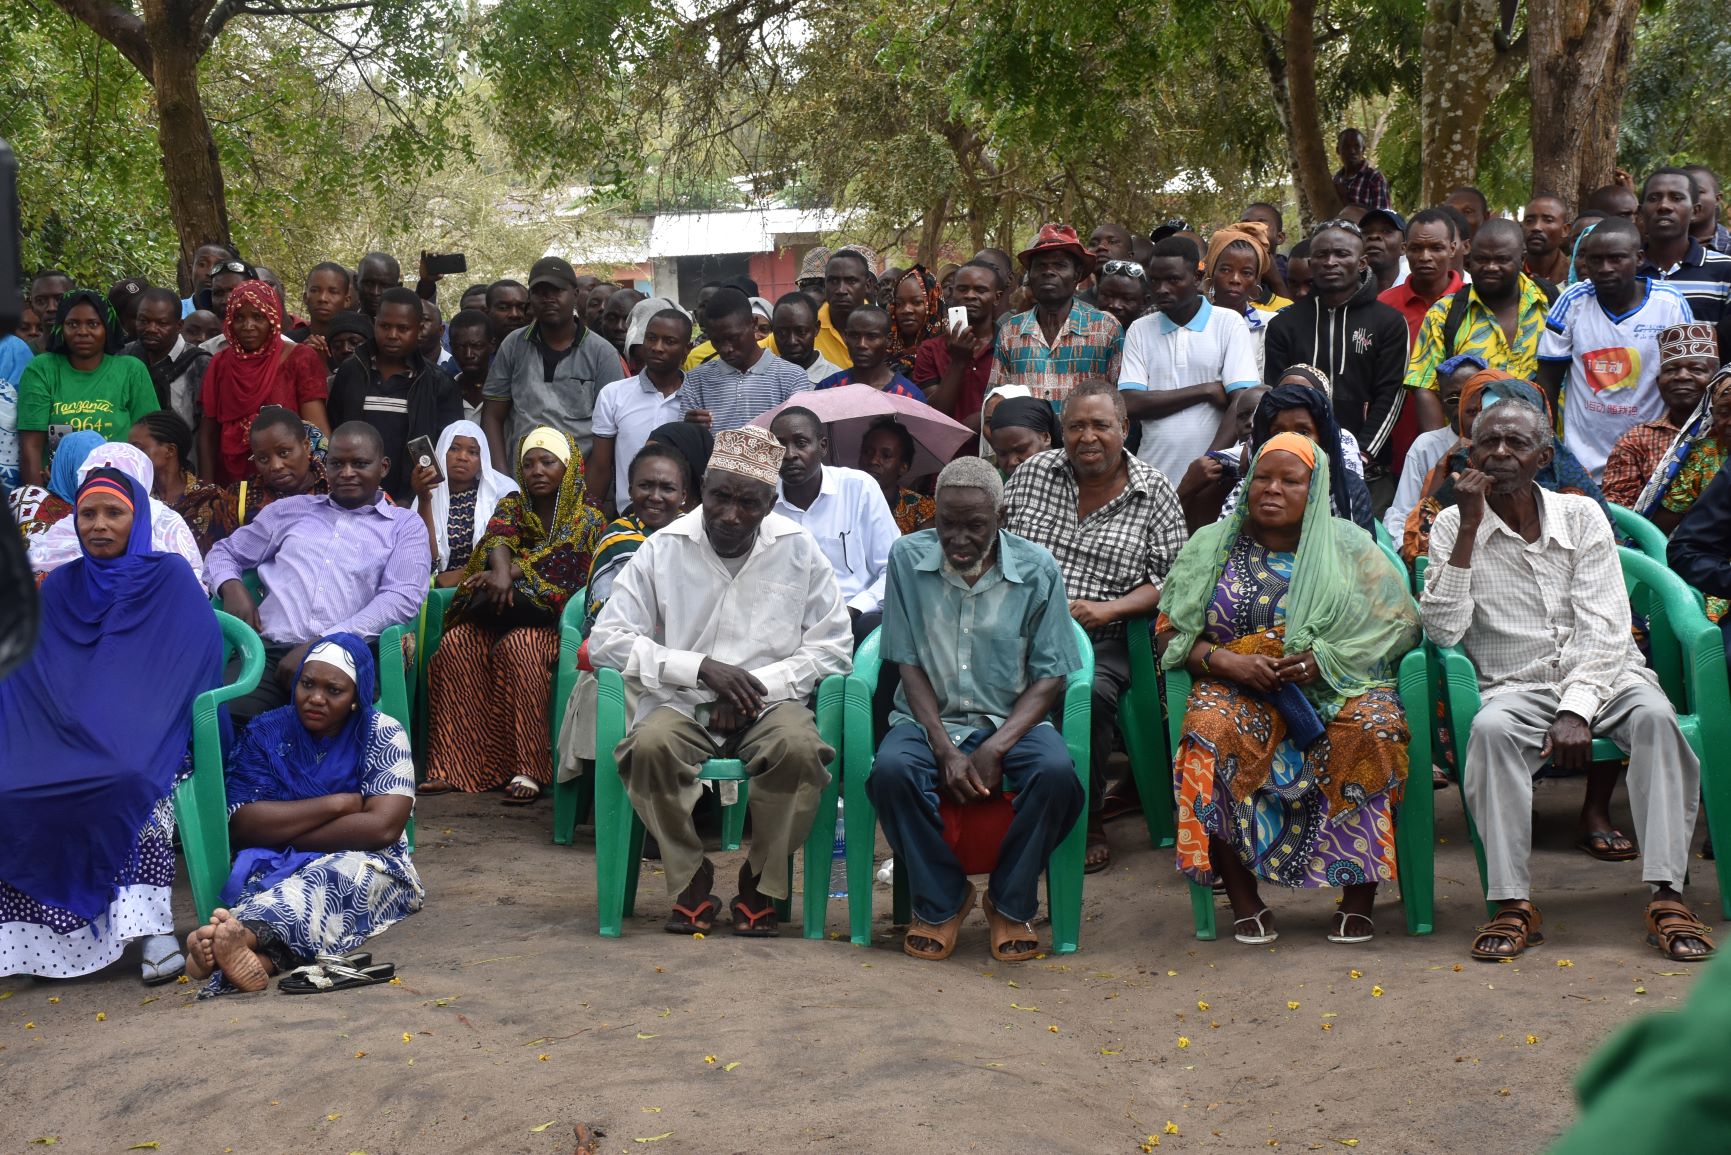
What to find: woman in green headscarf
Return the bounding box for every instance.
[1157,432,1420,946]
[422,427,604,802]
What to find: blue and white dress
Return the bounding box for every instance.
[202,715,424,996]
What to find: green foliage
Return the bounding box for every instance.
[1619,1,1731,180]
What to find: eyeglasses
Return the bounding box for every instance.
[1100,259,1146,280]
[215,260,251,276]
[1314,218,1363,237]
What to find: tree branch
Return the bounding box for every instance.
[48,0,153,77]
[203,0,371,48]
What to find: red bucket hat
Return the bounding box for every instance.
[1017,223,1095,276]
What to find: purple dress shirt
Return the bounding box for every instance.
[204,492,429,644]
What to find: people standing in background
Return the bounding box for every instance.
[1332,128,1391,211]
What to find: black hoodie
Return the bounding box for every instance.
[1263,273,1410,467]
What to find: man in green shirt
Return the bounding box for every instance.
[866,456,1083,964]
[16,290,156,486]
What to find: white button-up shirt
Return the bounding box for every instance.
[588,508,853,728]
[1421,485,1655,724]
[773,465,899,616]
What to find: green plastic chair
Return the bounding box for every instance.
[411,584,458,772]
[1373,519,1394,552]
[1165,538,1434,940]
[1429,546,1731,919]
[590,665,846,939]
[1119,617,1176,848]
[178,611,267,926]
[842,621,1096,953]
[550,591,592,844]
[1608,502,1670,564]
[212,569,417,749]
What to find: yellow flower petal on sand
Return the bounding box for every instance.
[704,1055,718,1064]
[1348,969,1362,980]
[633,1133,675,1143]
[1557,959,1574,968]
[1286,1001,1300,1010]
[94,1012,106,1022]
[1526,1034,1540,1045]
[1164,1121,1181,1135]
[402,1033,412,1044]
[1197,1000,1210,1011]
[1047,1024,1060,1033]
[1140,1138,1159,1152]
[722,1061,741,1071]
[1176,1036,1190,1049]
[1370,986,1384,998]
[46,997,58,1005]
[529,1122,557,1134]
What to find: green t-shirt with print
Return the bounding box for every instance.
[16,352,158,441]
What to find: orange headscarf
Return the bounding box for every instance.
[1205,222,1273,280]
[1258,431,1318,469]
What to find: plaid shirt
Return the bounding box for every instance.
[1600,417,1682,508]
[1334,165,1392,210]
[988,299,1124,405]
[1001,447,1187,641]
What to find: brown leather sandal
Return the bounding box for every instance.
[1646,897,1716,962]
[902,882,977,961]
[981,893,1040,962]
[1471,901,1544,960]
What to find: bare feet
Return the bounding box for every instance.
[212,918,271,993]
[184,925,218,980]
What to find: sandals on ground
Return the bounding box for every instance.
[279,958,396,994]
[981,893,1040,962]
[502,775,541,804]
[1233,908,1278,945]
[140,935,186,985]
[1327,912,1375,945]
[728,894,780,938]
[417,778,454,796]
[1646,897,1716,962]
[902,882,978,961]
[664,895,721,934]
[1472,901,1544,960]
[1576,830,1638,862]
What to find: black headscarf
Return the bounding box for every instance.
[47,289,125,357]
[989,396,1062,444]
[646,421,714,483]
[1250,384,1373,531]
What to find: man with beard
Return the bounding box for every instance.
[1522,195,1571,284]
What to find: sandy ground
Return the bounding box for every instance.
[2,774,1715,1155]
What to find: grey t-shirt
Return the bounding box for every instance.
[483,322,626,458]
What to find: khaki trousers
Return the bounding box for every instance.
[615,702,833,900]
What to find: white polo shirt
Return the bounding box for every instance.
[773,465,899,615]
[591,371,687,500]
[1118,298,1260,485]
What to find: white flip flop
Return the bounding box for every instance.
[1233,908,1278,945]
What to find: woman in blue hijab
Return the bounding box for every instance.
[0,467,222,981]
[186,633,423,994]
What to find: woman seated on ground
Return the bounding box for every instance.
[229,406,329,527]
[555,443,694,780]
[0,468,221,982]
[200,280,330,485]
[186,634,422,995]
[1383,354,1484,543]
[29,440,206,580]
[421,428,604,802]
[857,417,934,533]
[1624,366,1731,536]
[987,396,1062,477]
[1157,433,1419,945]
[128,409,236,554]
[7,428,102,544]
[409,419,517,587]
[1401,369,1605,561]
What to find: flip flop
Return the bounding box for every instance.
[1576,830,1637,862]
[502,775,541,805]
[279,961,397,994]
[981,893,1040,962]
[664,895,721,934]
[417,778,455,796]
[140,936,186,986]
[729,894,780,938]
[902,882,978,961]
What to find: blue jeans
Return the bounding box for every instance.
[867,722,1083,925]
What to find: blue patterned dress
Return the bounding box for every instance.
[201,716,424,996]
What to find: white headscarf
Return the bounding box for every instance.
[977,384,1034,457]
[624,297,691,358]
[29,441,204,579]
[411,420,518,571]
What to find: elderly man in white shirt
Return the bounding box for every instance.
[768,405,900,644]
[1421,400,1711,965]
[589,424,853,938]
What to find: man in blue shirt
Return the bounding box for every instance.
[866,456,1083,964]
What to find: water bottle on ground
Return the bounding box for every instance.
[828,800,848,899]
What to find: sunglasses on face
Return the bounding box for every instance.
[1100,260,1147,280]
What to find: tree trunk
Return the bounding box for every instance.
[1528,0,1641,214]
[1282,0,1341,226]
[917,195,949,267]
[144,18,231,284]
[1419,0,1526,206]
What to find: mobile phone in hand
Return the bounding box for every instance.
[425,252,468,277]
[407,434,443,484]
[947,305,969,333]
